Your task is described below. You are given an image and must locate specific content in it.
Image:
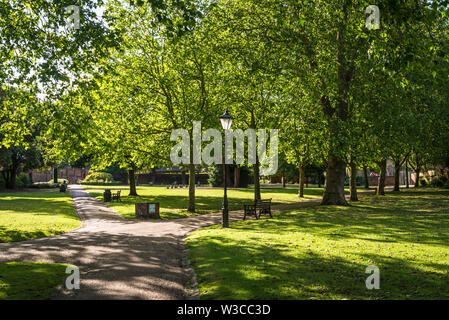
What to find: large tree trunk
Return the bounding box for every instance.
[298,163,305,198]
[349,159,358,201]
[234,166,240,188]
[53,167,58,184]
[376,159,387,196]
[363,165,369,189]
[188,164,195,212]
[128,169,138,196]
[321,154,348,205]
[320,15,352,206]
[282,175,286,188]
[393,159,401,192]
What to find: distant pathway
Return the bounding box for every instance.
[0,185,376,299]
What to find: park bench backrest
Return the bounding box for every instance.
[244,199,271,209]
[255,199,271,207]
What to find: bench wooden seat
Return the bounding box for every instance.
[112,190,121,202]
[243,199,272,220]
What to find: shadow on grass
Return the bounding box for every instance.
[231,190,449,246]
[0,226,52,243]
[0,262,68,300]
[188,234,449,300]
[187,189,449,299]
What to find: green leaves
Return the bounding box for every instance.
[0,1,117,148]
[2,0,446,189]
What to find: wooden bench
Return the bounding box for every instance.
[243,199,272,220]
[112,190,121,202]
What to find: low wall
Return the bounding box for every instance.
[31,167,89,184]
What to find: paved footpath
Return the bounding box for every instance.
[0,185,375,299]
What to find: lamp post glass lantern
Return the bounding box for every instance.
[219,108,234,228]
[219,107,233,130]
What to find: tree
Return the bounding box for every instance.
[205,3,288,200]
[74,1,223,208]
[210,0,449,205]
[0,135,42,189]
[281,89,326,198]
[0,0,116,147]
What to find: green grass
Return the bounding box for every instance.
[186,188,449,300]
[0,190,81,243]
[81,185,329,219]
[0,262,69,300]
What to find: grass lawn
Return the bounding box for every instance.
[0,190,81,243]
[0,262,69,300]
[81,185,331,219]
[186,188,449,300]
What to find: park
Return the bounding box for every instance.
[1,1,449,302]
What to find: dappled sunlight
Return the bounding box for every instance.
[187,189,449,299]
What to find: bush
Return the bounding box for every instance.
[434,180,444,187]
[79,181,122,186]
[443,181,449,189]
[16,173,30,188]
[208,165,223,187]
[420,179,428,186]
[83,172,114,182]
[430,176,448,188]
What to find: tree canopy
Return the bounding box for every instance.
[1,0,448,211]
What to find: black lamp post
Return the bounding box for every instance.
[219,107,234,228]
